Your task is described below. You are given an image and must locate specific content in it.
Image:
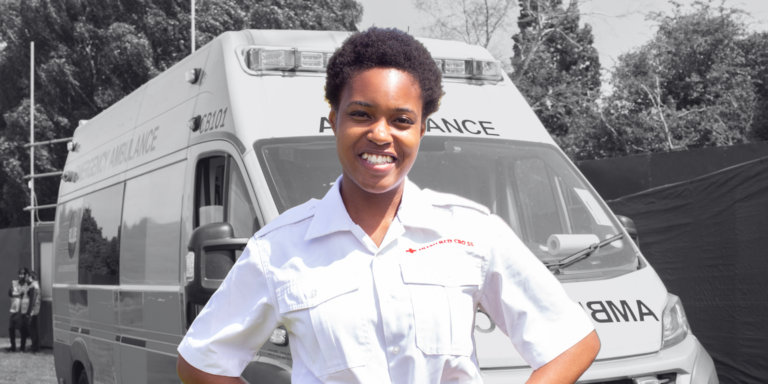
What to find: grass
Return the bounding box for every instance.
[0,337,57,384]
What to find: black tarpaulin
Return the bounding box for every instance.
[607,157,768,384]
[579,141,768,200]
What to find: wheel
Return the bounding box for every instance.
[77,370,88,384]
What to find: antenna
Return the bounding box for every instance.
[30,41,34,271]
[191,0,196,53]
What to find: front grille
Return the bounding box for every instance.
[581,373,677,384]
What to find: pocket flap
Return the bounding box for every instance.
[401,257,482,287]
[276,276,360,314]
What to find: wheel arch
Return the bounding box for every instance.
[70,338,92,384]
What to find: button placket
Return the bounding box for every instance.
[372,257,408,364]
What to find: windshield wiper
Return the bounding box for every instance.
[543,233,625,274]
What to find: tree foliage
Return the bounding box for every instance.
[575,1,768,160]
[0,0,362,228]
[510,0,602,149]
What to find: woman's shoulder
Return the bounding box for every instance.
[253,199,321,240]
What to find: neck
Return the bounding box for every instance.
[339,174,404,247]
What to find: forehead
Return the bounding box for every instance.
[344,68,421,100]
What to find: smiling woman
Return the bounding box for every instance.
[176,27,599,384]
[328,67,426,245]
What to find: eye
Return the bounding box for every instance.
[349,110,370,119]
[394,116,415,126]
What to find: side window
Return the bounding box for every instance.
[195,156,257,237]
[78,184,124,285]
[195,157,226,227]
[54,198,83,284]
[120,162,186,284]
[228,161,257,237]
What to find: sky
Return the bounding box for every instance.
[357,0,768,75]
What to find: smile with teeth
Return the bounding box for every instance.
[361,152,395,165]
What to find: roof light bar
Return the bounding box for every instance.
[243,47,332,72]
[434,58,503,81]
[240,46,502,81]
[473,60,502,80]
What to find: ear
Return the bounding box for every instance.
[328,110,338,136]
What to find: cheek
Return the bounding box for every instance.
[395,133,422,159]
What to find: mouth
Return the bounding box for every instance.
[360,152,396,165]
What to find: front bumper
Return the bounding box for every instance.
[481,335,718,384]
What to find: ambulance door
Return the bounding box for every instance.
[182,142,259,326]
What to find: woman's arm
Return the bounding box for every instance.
[177,355,248,384]
[527,330,600,384]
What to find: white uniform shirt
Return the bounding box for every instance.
[178,177,594,383]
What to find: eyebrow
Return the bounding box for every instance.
[347,100,373,108]
[346,101,416,114]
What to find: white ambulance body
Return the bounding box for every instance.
[51,30,718,384]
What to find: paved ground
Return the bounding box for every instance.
[0,337,57,384]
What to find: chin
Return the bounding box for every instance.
[346,173,404,195]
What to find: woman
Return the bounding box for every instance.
[177,27,599,383]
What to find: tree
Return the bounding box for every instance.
[0,0,362,228]
[510,0,602,147]
[412,0,516,58]
[740,31,768,141]
[247,0,363,32]
[591,0,763,159]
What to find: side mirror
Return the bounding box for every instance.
[186,222,249,305]
[616,215,639,247]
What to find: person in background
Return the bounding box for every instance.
[22,271,41,353]
[6,268,28,352]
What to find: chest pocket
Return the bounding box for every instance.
[401,256,482,356]
[276,276,372,377]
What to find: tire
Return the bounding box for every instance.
[77,370,88,384]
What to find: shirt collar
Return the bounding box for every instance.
[304,175,356,241]
[396,178,443,234]
[304,175,442,242]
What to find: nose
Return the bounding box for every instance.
[367,118,393,146]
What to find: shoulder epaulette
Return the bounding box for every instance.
[254,199,318,238]
[421,189,490,215]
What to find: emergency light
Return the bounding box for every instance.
[241,46,503,81]
[433,58,503,81]
[244,47,332,72]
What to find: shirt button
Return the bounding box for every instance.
[309,289,317,299]
[392,346,400,355]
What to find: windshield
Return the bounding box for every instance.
[255,137,638,277]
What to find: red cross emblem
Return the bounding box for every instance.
[406,248,417,254]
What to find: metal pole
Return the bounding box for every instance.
[30,41,35,272]
[191,0,195,53]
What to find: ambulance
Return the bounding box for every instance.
[51,30,718,384]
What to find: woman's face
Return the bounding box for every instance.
[329,67,425,194]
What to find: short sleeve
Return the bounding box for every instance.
[479,215,594,370]
[178,238,280,376]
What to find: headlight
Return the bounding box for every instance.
[270,327,289,346]
[661,294,690,349]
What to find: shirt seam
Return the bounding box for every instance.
[256,214,315,240]
[254,238,284,325]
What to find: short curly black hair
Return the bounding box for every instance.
[325,27,443,118]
